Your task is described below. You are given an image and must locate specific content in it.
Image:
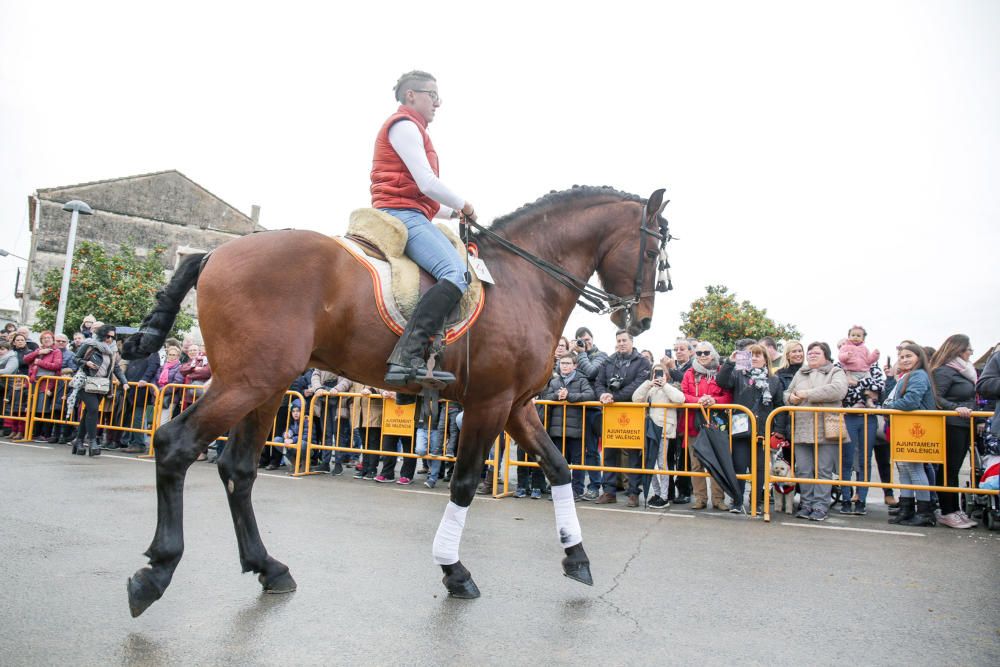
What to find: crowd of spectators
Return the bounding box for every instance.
[2,318,997,530]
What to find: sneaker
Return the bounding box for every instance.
[713,501,729,511]
[957,511,977,528]
[672,495,691,505]
[424,480,436,489]
[938,511,974,529]
[531,489,542,500]
[796,506,812,520]
[810,509,828,522]
[353,470,365,480]
[625,494,639,507]
[418,467,430,475]
[647,496,669,508]
[396,477,412,485]
[581,489,599,502]
[363,472,376,480]
[691,500,707,510]
[729,504,743,514]
[854,501,867,516]
[594,493,617,505]
[514,488,527,498]
[374,475,393,483]
[573,494,584,502]
[332,463,344,476]
[839,502,855,515]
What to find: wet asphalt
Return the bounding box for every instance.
[1,439,998,666]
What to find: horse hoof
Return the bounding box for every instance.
[127,569,163,618]
[441,561,481,599]
[562,544,593,586]
[259,569,297,594]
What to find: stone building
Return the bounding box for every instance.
[21,170,262,327]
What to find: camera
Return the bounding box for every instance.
[608,375,624,391]
[575,339,585,348]
[653,369,665,379]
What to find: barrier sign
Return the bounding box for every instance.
[890,414,946,464]
[601,405,646,449]
[382,397,416,437]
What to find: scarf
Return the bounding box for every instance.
[159,359,179,386]
[560,370,577,383]
[947,358,978,384]
[692,358,718,379]
[748,367,773,405]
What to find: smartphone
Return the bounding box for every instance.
[735,350,751,371]
[653,368,665,379]
[663,349,672,359]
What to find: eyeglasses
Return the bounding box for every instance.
[695,351,712,357]
[413,89,440,103]
[106,334,116,339]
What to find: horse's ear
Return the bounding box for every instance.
[646,189,667,219]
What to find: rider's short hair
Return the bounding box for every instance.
[574,327,593,339]
[394,70,436,103]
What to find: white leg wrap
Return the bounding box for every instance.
[432,501,468,565]
[551,483,583,548]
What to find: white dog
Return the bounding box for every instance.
[771,458,795,514]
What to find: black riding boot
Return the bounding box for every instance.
[384,280,463,389]
[900,500,936,527]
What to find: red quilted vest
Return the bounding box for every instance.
[370,105,441,219]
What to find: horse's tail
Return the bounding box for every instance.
[123,252,207,360]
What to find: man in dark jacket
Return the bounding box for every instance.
[540,354,596,499]
[119,351,161,452]
[593,330,652,506]
[976,349,1000,436]
[572,327,610,500]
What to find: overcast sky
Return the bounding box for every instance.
[1,1,997,360]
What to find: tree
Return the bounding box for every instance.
[679,284,800,356]
[34,241,193,338]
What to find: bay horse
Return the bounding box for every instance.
[123,185,671,617]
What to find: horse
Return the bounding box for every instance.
[123,185,671,617]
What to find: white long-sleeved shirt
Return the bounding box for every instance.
[387,120,465,219]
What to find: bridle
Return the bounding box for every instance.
[461,196,672,328]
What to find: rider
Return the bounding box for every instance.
[372,70,477,389]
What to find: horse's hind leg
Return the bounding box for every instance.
[216,391,296,594]
[127,392,235,617]
[505,402,593,586]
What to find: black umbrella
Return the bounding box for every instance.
[691,419,742,507]
[640,421,664,506]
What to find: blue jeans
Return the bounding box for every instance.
[380,208,468,292]
[584,409,603,493]
[843,414,877,502]
[896,461,930,501]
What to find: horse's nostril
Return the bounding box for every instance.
[641,318,651,331]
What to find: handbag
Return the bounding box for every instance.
[84,376,111,395]
[823,412,846,441]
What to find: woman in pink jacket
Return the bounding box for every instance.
[24,331,63,442]
[681,341,733,510]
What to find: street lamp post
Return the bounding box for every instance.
[0,249,29,262]
[56,200,93,336]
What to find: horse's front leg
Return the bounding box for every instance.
[434,408,505,599]
[505,402,593,586]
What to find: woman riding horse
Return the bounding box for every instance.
[373,70,477,389]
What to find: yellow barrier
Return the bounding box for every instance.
[761,406,998,523]
[149,384,307,474]
[23,375,161,446]
[303,392,502,494]
[506,401,762,515]
[0,374,34,441]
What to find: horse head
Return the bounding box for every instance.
[599,188,671,337]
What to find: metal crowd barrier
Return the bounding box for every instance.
[23,375,161,445]
[508,401,762,515]
[0,374,34,441]
[761,406,998,523]
[303,392,502,494]
[150,383,307,474]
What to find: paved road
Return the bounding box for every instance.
[1,440,998,666]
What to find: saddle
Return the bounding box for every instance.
[334,209,485,343]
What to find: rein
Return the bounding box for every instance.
[460,202,672,326]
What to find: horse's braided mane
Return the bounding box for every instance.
[486,185,644,234]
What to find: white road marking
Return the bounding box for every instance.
[395,488,499,500]
[780,522,925,537]
[578,506,694,518]
[104,454,154,462]
[2,441,54,450]
[259,472,301,481]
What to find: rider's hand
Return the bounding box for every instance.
[461,202,477,223]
